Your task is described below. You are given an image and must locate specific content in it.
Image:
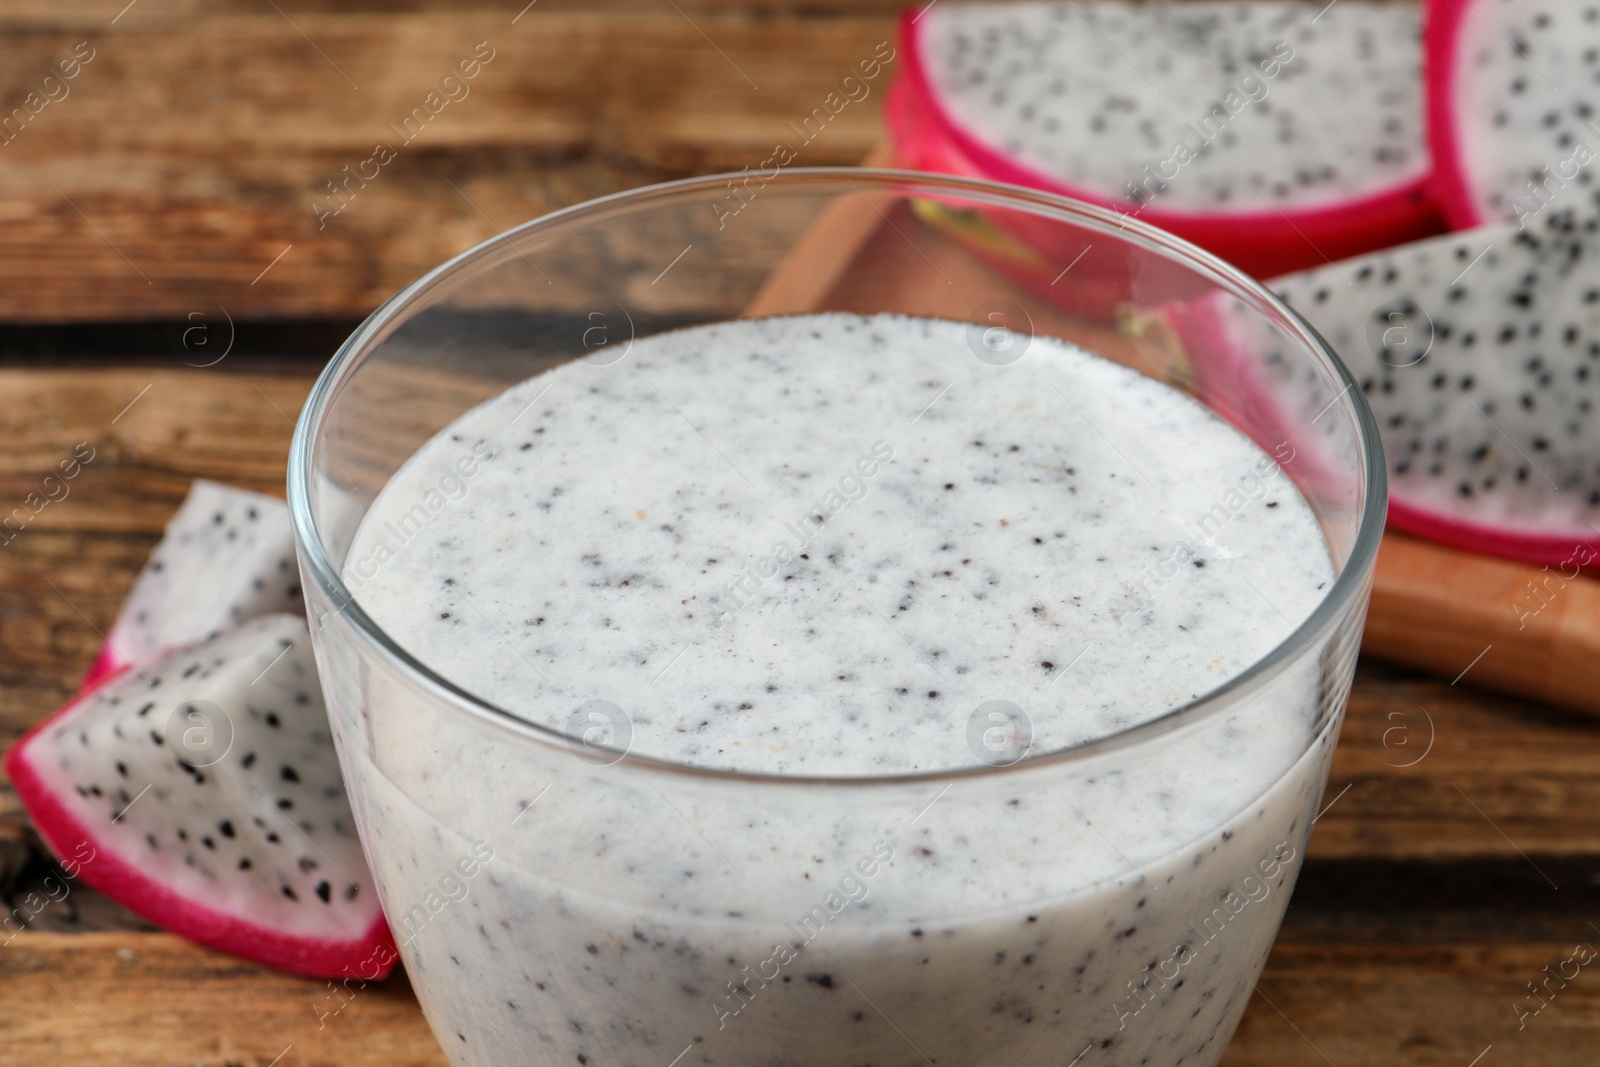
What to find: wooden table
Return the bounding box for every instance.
[2,2,1596,1064]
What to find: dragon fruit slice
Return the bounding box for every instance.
[1428,0,1600,228]
[1161,210,1600,565]
[87,481,303,687]
[5,614,395,979]
[889,1,1442,277]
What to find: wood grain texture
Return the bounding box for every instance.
[1310,657,1600,860]
[1366,533,1600,717]
[3,932,447,1066]
[2,930,1588,1066]
[1228,940,1595,1066]
[0,4,903,322]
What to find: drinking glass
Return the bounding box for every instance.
[289,169,1384,1067]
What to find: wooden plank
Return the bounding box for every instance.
[1225,940,1591,1067]
[0,0,1418,20]
[2,0,924,21]
[1311,658,1600,859]
[1366,533,1600,718]
[2,932,447,1066]
[2,929,1584,1066]
[744,144,898,317]
[0,8,902,321]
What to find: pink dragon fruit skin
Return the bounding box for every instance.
[1427,0,1600,230]
[888,3,1446,279]
[6,615,397,980]
[1424,0,1480,227]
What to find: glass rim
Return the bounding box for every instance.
[288,166,1387,788]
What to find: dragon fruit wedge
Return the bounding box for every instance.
[888,0,1442,278]
[1428,0,1600,229]
[1159,210,1600,566]
[86,480,304,688]
[4,614,395,980]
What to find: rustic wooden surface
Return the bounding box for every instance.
[2,303,1597,1067]
[3,933,448,1066]
[0,0,907,323]
[1,0,1596,1064]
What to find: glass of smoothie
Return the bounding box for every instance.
[289,169,1383,1067]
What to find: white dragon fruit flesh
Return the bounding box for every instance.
[889,0,1441,277]
[1428,0,1600,228]
[1163,210,1600,566]
[5,614,395,979]
[87,480,303,687]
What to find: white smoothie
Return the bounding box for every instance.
[336,313,1340,1067]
